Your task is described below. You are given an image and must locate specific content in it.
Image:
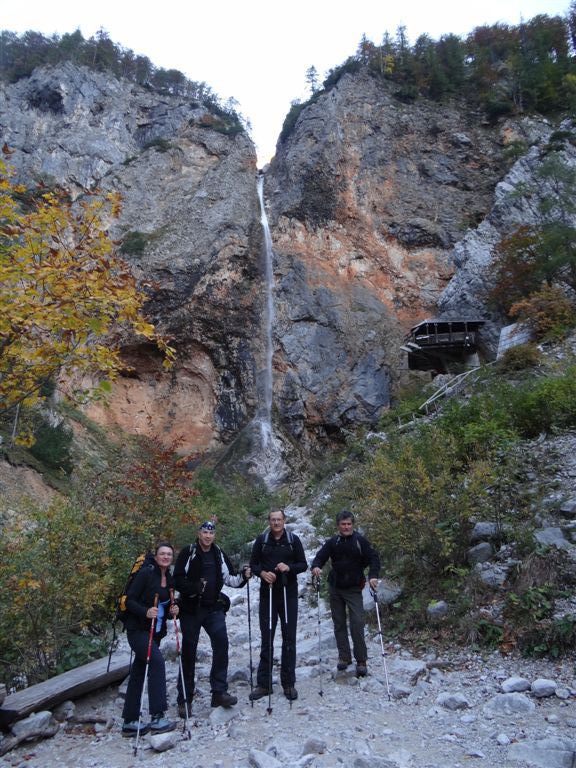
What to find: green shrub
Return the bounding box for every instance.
[510,286,576,342]
[29,417,73,474]
[142,137,172,152]
[497,344,542,372]
[120,230,149,255]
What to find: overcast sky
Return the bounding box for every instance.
[2,1,571,164]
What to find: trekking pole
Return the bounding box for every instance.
[245,568,255,707]
[170,589,191,738]
[312,574,323,697]
[370,586,391,701]
[106,620,117,673]
[267,583,273,716]
[134,593,158,756]
[281,573,293,710]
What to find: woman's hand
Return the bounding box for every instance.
[169,603,179,618]
[146,606,159,619]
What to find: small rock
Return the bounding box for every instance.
[150,730,179,752]
[249,748,282,768]
[484,693,536,715]
[501,676,530,693]
[427,601,449,621]
[436,692,470,711]
[509,737,576,768]
[301,737,326,756]
[531,678,557,698]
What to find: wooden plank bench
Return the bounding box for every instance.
[0,652,131,729]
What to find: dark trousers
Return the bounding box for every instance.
[178,606,229,703]
[122,630,167,722]
[257,584,298,689]
[329,584,367,663]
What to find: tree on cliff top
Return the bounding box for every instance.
[0,153,174,431]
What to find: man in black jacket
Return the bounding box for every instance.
[249,509,307,701]
[173,521,248,713]
[311,510,380,677]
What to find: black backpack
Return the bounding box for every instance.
[115,551,155,626]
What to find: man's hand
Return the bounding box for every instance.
[312,567,322,577]
[260,570,277,584]
[369,578,379,591]
[275,562,290,573]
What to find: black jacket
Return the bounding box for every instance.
[124,560,174,637]
[311,531,380,589]
[173,541,246,613]
[250,528,307,592]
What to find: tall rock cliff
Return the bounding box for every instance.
[2,63,555,458]
[1,63,262,453]
[265,70,508,439]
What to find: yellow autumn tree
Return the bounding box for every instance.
[0,155,173,420]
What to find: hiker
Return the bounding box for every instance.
[121,541,178,737]
[249,509,308,701]
[311,510,380,677]
[173,520,249,713]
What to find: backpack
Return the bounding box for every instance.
[115,551,156,626]
[262,528,294,548]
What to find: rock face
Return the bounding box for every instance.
[2,63,556,453]
[1,62,262,453]
[438,118,564,353]
[265,70,507,439]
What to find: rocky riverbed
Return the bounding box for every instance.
[1,555,575,768]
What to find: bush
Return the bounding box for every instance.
[497,343,542,372]
[29,417,73,474]
[142,137,173,152]
[120,230,150,256]
[510,285,576,342]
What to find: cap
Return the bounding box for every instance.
[199,520,216,531]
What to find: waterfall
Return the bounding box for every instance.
[256,173,274,449]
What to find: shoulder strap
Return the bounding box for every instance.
[263,529,293,548]
[184,543,197,575]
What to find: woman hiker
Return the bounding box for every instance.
[121,541,178,737]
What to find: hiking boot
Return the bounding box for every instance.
[356,662,368,677]
[249,685,272,701]
[283,686,298,700]
[121,720,150,738]
[150,713,176,733]
[337,659,351,671]
[211,691,237,708]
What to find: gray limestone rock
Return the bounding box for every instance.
[436,692,471,711]
[531,678,557,697]
[508,737,576,768]
[484,692,536,715]
[301,737,327,756]
[427,601,449,622]
[534,527,572,550]
[248,748,283,768]
[500,676,531,693]
[150,730,180,752]
[470,522,500,543]
[467,542,493,565]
